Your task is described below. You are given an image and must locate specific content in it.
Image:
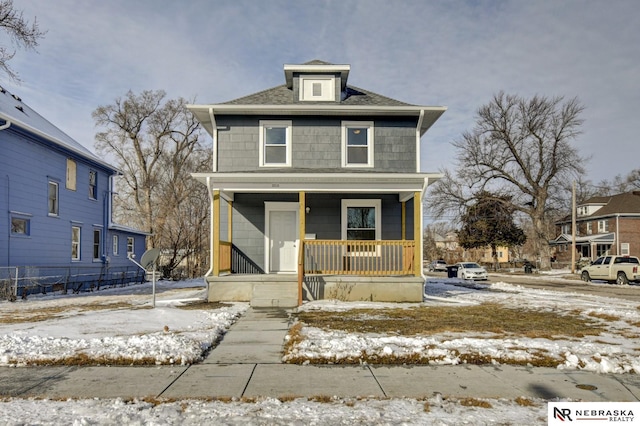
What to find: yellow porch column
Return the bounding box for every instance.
[298,191,306,306]
[413,191,421,277]
[213,190,220,276]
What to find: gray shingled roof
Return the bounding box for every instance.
[221,83,414,107]
[0,85,114,171]
[221,59,414,107]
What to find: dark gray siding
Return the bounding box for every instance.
[229,193,410,270]
[216,116,418,173]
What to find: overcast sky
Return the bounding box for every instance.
[2,0,638,184]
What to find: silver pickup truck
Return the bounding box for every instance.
[581,255,640,284]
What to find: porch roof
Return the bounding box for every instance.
[551,232,616,245]
[191,172,442,201]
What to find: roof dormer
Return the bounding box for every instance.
[284,61,350,103]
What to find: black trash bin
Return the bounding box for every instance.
[446,265,458,278]
[524,263,533,274]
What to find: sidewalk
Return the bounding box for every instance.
[1,308,639,401]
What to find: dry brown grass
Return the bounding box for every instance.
[514,396,537,407]
[176,301,231,310]
[17,353,170,367]
[295,303,604,339]
[587,312,621,322]
[457,398,493,408]
[286,303,608,367]
[0,302,151,324]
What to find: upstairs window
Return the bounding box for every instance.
[66,159,76,190]
[586,222,592,235]
[89,171,97,199]
[113,235,119,256]
[598,220,609,233]
[342,121,374,167]
[48,181,59,216]
[259,120,291,167]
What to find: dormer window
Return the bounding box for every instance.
[300,76,335,101]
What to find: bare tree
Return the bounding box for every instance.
[0,0,45,81]
[93,90,210,277]
[428,92,586,269]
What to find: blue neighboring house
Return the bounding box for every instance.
[0,86,147,297]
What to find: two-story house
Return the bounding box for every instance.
[552,191,640,262]
[0,86,147,298]
[188,60,446,306]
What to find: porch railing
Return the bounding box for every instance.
[301,240,415,276]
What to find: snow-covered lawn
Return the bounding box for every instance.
[0,275,637,424]
[288,278,640,374]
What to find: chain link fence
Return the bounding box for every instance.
[0,265,146,301]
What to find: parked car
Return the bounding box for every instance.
[455,262,488,280]
[428,260,448,272]
[581,255,640,285]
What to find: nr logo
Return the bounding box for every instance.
[554,407,573,421]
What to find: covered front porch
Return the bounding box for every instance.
[194,172,440,306]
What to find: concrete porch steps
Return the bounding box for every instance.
[251,278,297,308]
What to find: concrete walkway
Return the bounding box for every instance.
[1,307,640,401]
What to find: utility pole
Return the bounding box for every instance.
[571,181,576,274]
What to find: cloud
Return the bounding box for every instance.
[2,0,638,183]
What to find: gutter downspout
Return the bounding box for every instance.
[419,177,430,280]
[204,176,214,294]
[1,120,11,266]
[415,110,425,173]
[208,108,218,172]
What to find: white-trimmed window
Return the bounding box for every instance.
[586,222,592,235]
[621,243,630,256]
[93,229,101,260]
[560,224,570,234]
[299,76,335,101]
[127,237,134,257]
[89,170,97,200]
[341,199,381,254]
[113,235,119,256]
[48,181,59,216]
[342,121,374,167]
[71,226,81,260]
[598,220,609,233]
[259,120,292,167]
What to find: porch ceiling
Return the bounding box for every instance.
[191,172,442,200]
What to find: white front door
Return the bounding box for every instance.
[265,203,299,273]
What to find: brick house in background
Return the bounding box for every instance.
[188,60,446,306]
[551,191,640,262]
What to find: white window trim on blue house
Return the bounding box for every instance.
[48,180,59,216]
[259,120,292,167]
[71,225,81,261]
[341,121,374,168]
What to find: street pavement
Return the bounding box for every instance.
[1,307,639,402]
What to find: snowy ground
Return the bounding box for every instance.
[0,273,637,424]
